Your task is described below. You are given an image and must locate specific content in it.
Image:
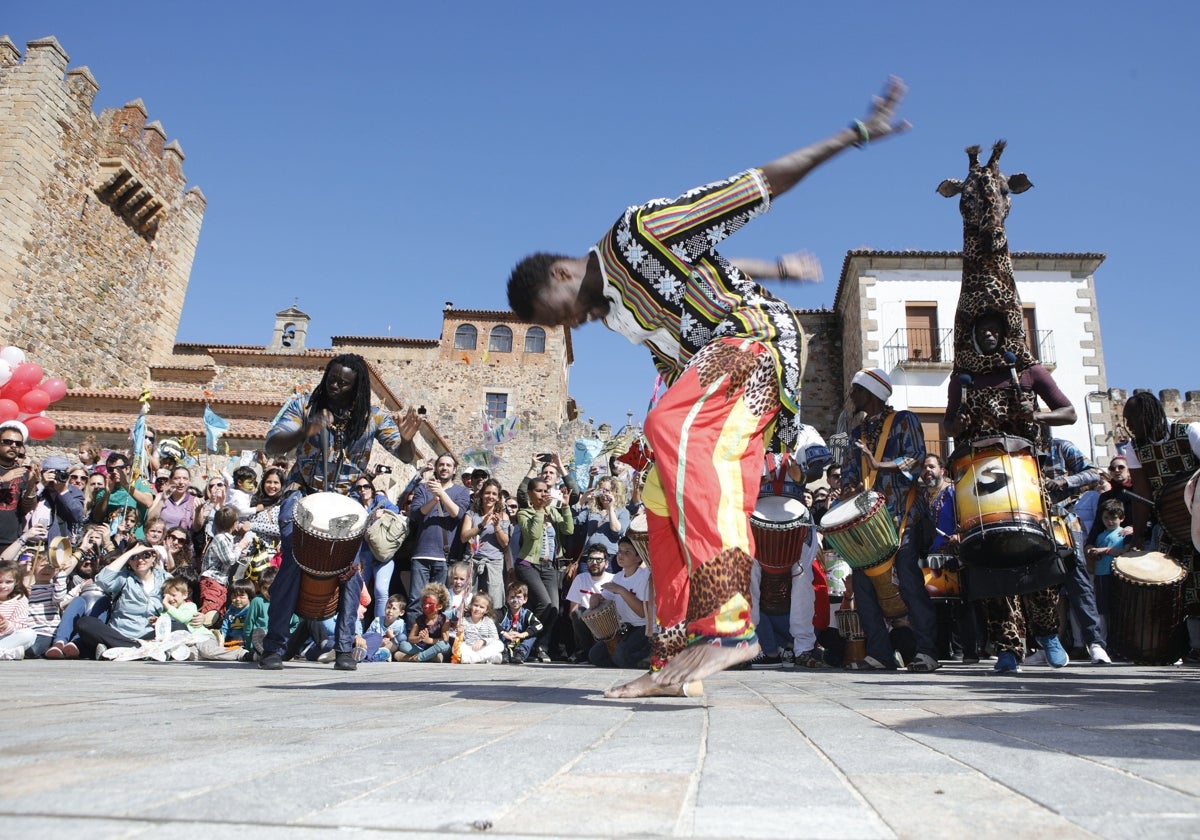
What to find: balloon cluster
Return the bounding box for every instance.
[0,346,64,440]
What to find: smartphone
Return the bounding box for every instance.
[537,453,553,463]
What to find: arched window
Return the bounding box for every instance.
[453,324,478,350]
[524,326,546,354]
[281,322,297,348]
[489,325,513,353]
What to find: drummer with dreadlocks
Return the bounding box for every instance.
[256,354,421,672]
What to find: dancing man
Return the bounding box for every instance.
[506,78,910,698]
[257,354,420,671]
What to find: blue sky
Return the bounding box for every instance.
[8,3,1198,433]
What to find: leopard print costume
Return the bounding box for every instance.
[690,338,780,418]
[983,587,1059,660]
[938,142,1037,378]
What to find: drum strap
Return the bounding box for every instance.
[863,413,898,492]
[896,483,918,546]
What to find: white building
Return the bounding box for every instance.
[833,250,1110,462]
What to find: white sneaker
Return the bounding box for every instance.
[317,649,337,664]
[1025,649,1048,666]
[1088,643,1112,664]
[0,648,23,660]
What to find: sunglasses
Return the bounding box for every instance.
[109,463,128,470]
[167,534,187,542]
[0,439,25,447]
[355,484,372,491]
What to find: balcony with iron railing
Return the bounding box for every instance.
[883,327,1056,371]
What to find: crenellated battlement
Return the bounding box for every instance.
[0,34,206,389]
[1099,387,1200,445]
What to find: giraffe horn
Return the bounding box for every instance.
[965,145,981,169]
[986,140,1007,168]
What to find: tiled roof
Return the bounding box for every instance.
[51,409,274,438]
[330,336,440,347]
[64,388,281,407]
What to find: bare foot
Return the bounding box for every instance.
[652,640,760,687]
[604,671,703,699]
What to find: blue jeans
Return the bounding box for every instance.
[395,638,449,662]
[265,490,365,658]
[359,544,394,622]
[1061,518,1104,647]
[852,536,937,666]
[405,556,447,627]
[54,595,110,644]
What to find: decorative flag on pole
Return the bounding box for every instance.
[204,405,230,452]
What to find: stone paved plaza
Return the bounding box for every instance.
[4,659,1200,839]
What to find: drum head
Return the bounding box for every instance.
[1113,550,1187,585]
[752,496,811,525]
[295,492,368,539]
[818,491,878,529]
[628,510,648,535]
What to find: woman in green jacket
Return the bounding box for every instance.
[514,478,574,662]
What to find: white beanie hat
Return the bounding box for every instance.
[851,368,892,402]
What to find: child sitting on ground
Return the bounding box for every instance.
[444,561,474,651]
[357,594,405,662]
[497,581,542,665]
[456,592,503,664]
[243,566,275,660]
[394,582,450,662]
[221,580,255,650]
[0,558,34,659]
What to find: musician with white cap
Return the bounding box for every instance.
[838,367,939,672]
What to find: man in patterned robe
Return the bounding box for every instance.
[507,79,910,698]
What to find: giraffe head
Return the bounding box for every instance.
[937,141,1032,254]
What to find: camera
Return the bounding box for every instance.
[52,469,69,483]
[417,406,427,415]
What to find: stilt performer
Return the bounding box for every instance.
[506,78,910,698]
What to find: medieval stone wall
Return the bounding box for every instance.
[1103,388,1200,447]
[796,310,843,438]
[0,35,205,389]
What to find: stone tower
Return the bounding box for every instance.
[267,305,310,353]
[0,35,206,388]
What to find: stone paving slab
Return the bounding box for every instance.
[4,659,1200,839]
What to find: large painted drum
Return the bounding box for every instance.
[817,491,898,570]
[751,495,812,575]
[1110,550,1187,664]
[951,435,1053,567]
[292,492,368,620]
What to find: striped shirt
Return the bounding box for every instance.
[591,169,803,453]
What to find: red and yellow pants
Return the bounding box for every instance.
[642,338,780,668]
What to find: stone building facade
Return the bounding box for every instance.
[0,36,206,389]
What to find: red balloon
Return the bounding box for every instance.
[40,377,67,402]
[0,399,17,422]
[2,381,31,402]
[19,389,50,414]
[10,363,43,389]
[25,415,55,440]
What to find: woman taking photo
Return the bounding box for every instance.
[460,478,512,612]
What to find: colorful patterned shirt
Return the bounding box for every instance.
[591,169,803,453]
[842,408,926,523]
[268,395,411,495]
